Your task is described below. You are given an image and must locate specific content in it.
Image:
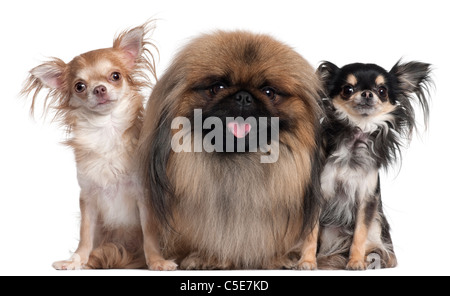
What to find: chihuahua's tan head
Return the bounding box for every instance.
[22,22,157,119]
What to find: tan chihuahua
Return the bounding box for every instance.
[21,22,177,271]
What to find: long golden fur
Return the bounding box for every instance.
[137,31,324,269]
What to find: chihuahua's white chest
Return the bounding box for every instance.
[74,112,136,186]
[89,177,141,228]
[321,133,379,204]
[77,114,128,154]
[73,109,141,227]
[320,133,379,227]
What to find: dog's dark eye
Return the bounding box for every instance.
[209,83,226,96]
[342,85,354,98]
[75,82,86,93]
[262,87,277,100]
[378,86,388,98]
[110,72,121,82]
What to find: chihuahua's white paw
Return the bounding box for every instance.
[52,254,83,270]
[148,259,178,271]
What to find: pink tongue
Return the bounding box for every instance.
[227,122,251,138]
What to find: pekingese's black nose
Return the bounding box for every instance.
[235,91,253,107]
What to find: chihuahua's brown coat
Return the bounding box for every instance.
[21,22,176,270]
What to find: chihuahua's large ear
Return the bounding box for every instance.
[21,58,68,117]
[316,61,340,96]
[30,59,67,89]
[390,60,433,127]
[113,26,145,68]
[390,60,432,95]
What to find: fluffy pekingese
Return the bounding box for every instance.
[137,31,324,269]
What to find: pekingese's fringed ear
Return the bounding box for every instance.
[390,60,433,129]
[146,107,176,228]
[138,74,178,229]
[316,61,340,96]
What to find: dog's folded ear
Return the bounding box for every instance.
[316,61,340,96]
[317,61,339,80]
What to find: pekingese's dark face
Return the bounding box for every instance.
[170,31,322,153]
[138,31,323,269]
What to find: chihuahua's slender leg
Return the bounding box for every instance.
[138,201,177,271]
[52,192,96,270]
[347,198,377,270]
[296,222,319,270]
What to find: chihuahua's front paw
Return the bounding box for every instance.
[148,259,178,271]
[52,253,84,270]
[53,260,82,270]
[346,258,367,270]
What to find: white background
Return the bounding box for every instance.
[1,0,448,276]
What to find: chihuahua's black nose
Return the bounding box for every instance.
[235,91,253,107]
[360,90,376,105]
[361,91,374,99]
[93,85,107,97]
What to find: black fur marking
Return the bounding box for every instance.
[199,90,274,153]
